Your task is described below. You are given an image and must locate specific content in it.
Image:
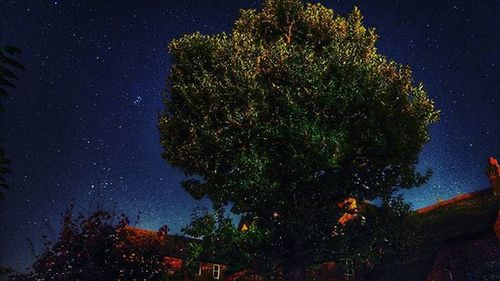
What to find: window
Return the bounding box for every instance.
[341,258,354,281]
[213,264,220,280]
[252,274,263,281]
[241,223,249,231]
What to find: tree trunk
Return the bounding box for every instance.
[283,255,307,281]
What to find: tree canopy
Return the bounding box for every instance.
[159,0,439,279]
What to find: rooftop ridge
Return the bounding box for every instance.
[415,188,492,214]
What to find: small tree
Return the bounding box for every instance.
[8,207,169,281]
[159,0,439,280]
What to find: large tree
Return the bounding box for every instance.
[159,0,439,280]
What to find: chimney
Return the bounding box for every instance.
[158,224,169,237]
[486,156,500,196]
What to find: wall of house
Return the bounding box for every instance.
[226,269,265,281]
[196,262,228,281]
[163,256,228,281]
[306,261,374,281]
[495,211,500,239]
[426,232,500,281]
[307,261,346,281]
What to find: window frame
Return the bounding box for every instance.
[341,258,354,281]
[213,264,220,280]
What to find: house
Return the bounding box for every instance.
[125,157,500,281]
[368,156,500,281]
[117,226,229,281]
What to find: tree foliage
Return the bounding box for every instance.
[183,208,279,277]
[8,208,169,281]
[0,45,25,198]
[159,0,438,278]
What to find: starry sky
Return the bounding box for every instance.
[0,0,498,272]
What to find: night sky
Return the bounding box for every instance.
[0,0,498,271]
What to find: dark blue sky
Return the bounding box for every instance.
[1,0,498,271]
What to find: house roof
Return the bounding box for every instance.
[119,226,226,264]
[414,188,499,242]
